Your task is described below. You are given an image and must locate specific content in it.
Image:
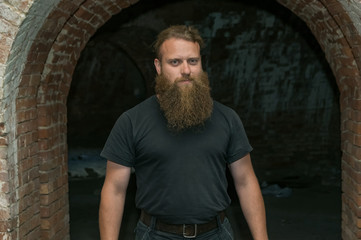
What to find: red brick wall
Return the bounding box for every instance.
[0,0,360,239]
[34,1,141,238]
[3,0,138,239]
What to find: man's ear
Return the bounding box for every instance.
[154,58,161,75]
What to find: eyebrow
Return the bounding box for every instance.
[166,57,200,61]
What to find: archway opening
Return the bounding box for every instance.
[66,0,341,239]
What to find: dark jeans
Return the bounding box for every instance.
[134,215,234,240]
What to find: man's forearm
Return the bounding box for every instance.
[237,179,268,240]
[99,186,126,240]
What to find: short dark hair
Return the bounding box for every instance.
[153,25,204,59]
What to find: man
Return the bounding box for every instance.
[99,25,268,240]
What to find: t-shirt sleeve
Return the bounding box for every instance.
[226,110,253,164]
[100,112,135,167]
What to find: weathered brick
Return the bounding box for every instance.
[1,182,9,193]
[16,98,37,111]
[0,219,11,232]
[0,209,10,221]
[16,109,37,124]
[0,172,8,182]
[75,6,94,22]
[343,160,361,184]
[38,115,51,127]
[0,146,7,159]
[16,120,37,135]
[106,3,122,14]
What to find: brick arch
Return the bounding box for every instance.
[4,0,138,239]
[276,1,361,239]
[1,0,361,239]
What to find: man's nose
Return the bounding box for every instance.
[181,62,191,75]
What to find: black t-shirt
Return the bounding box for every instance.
[101,95,252,224]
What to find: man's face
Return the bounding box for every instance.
[154,38,213,132]
[154,38,203,86]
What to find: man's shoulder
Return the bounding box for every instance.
[119,95,161,127]
[213,100,237,116]
[126,95,158,115]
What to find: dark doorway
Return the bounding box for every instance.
[67,0,341,239]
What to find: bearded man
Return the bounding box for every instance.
[99,25,268,240]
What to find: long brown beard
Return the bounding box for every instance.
[155,71,213,132]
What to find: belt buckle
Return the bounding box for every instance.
[183,224,197,238]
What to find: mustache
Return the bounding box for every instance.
[175,77,194,83]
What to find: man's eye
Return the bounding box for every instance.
[188,59,198,65]
[169,60,179,65]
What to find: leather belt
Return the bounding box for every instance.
[140,210,226,238]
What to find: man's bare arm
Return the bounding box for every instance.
[99,160,131,240]
[229,154,268,240]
